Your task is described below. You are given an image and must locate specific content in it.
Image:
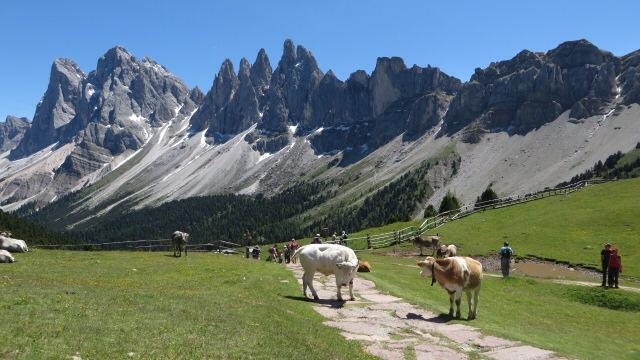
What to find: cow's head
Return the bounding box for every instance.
[417,257,436,278]
[335,262,358,285]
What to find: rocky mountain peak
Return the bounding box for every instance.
[212,59,240,109]
[190,86,205,105]
[250,48,272,95]
[94,46,135,81]
[9,58,85,159]
[547,39,616,68]
[444,39,622,139]
[282,39,296,64]
[239,58,251,78]
[0,116,30,152]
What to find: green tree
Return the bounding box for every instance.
[475,186,498,208]
[423,204,437,218]
[438,191,460,213]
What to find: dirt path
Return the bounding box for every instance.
[286,263,567,360]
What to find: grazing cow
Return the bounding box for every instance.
[417,256,483,320]
[0,249,15,263]
[436,244,457,258]
[412,235,440,256]
[292,244,359,301]
[0,235,29,253]
[357,260,371,272]
[172,231,189,257]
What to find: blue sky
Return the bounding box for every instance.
[2,0,639,120]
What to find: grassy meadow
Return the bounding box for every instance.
[2,178,640,359]
[0,250,374,360]
[356,252,640,360]
[429,178,640,277]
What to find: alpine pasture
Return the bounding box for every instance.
[1,178,639,359]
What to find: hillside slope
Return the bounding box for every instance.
[432,178,640,277]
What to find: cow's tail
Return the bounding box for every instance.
[291,245,306,263]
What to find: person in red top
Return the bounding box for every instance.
[607,248,622,289]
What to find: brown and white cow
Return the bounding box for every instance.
[417,256,482,319]
[412,235,440,256]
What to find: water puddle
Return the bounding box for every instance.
[510,261,599,282]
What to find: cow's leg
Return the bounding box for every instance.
[184,244,187,257]
[455,289,462,318]
[303,271,319,300]
[336,284,343,301]
[348,279,355,301]
[447,290,455,317]
[465,290,474,320]
[471,288,480,319]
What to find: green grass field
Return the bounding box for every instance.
[0,251,374,360]
[357,252,640,360]
[3,178,640,359]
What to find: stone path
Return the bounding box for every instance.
[286,263,567,360]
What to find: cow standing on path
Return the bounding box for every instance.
[417,256,483,319]
[292,244,359,301]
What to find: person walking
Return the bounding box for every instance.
[499,242,513,277]
[600,243,612,287]
[311,234,322,244]
[607,248,622,289]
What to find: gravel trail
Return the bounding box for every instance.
[286,263,568,360]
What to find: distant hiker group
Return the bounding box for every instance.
[601,243,623,288]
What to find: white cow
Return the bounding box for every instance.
[0,235,29,253]
[0,249,15,263]
[292,244,359,301]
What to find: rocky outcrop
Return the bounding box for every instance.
[190,52,270,141]
[0,116,30,152]
[189,86,205,106]
[306,57,460,155]
[443,40,621,139]
[10,59,84,158]
[250,48,272,106]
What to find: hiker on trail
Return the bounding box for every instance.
[283,244,291,263]
[607,248,622,289]
[312,234,322,244]
[268,244,278,262]
[600,243,612,287]
[499,242,513,277]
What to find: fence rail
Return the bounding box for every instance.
[338,179,606,250]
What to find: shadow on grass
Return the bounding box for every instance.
[283,295,346,308]
[404,312,468,323]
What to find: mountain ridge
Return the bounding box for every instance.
[1,39,639,237]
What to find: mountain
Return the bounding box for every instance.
[2,39,640,240]
[0,116,30,152]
